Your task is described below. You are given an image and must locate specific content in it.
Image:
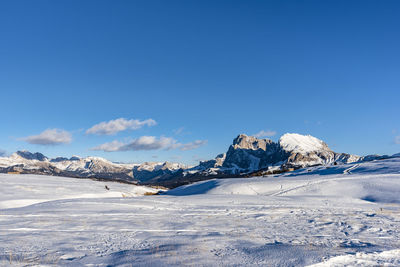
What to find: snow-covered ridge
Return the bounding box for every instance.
[0,150,187,183]
[134,161,186,172]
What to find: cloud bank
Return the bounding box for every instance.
[253,130,277,138]
[92,136,207,152]
[86,118,156,135]
[22,129,72,145]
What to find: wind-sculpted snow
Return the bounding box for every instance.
[1,158,400,266]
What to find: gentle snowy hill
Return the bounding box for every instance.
[0,174,158,209]
[167,157,400,204]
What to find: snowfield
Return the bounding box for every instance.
[0,175,158,209]
[1,158,400,266]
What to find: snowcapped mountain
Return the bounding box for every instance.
[143,133,364,188]
[0,133,396,188]
[279,133,360,168]
[222,134,286,173]
[0,151,135,182]
[14,150,48,161]
[132,161,187,183]
[0,151,187,183]
[195,133,361,176]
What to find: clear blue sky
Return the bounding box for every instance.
[0,0,399,164]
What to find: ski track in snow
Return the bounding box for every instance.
[343,164,360,175]
[1,158,400,266]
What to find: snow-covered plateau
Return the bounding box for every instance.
[1,157,400,266]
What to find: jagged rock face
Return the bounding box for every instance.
[231,134,272,151]
[197,154,226,170]
[223,134,287,171]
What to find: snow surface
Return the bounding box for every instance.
[279,133,327,154]
[1,158,400,266]
[0,174,158,209]
[308,249,400,266]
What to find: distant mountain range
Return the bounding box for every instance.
[0,133,397,188]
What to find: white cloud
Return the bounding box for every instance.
[0,149,6,157]
[22,129,72,145]
[180,140,208,151]
[86,118,157,135]
[91,140,125,152]
[395,135,400,144]
[253,130,277,138]
[92,136,207,152]
[92,136,177,152]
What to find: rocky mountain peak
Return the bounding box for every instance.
[69,156,81,161]
[13,151,48,161]
[232,134,273,151]
[50,157,69,163]
[161,162,187,171]
[223,134,283,171]
[221,133,361,173]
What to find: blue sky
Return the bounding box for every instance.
[0,0,399,164]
